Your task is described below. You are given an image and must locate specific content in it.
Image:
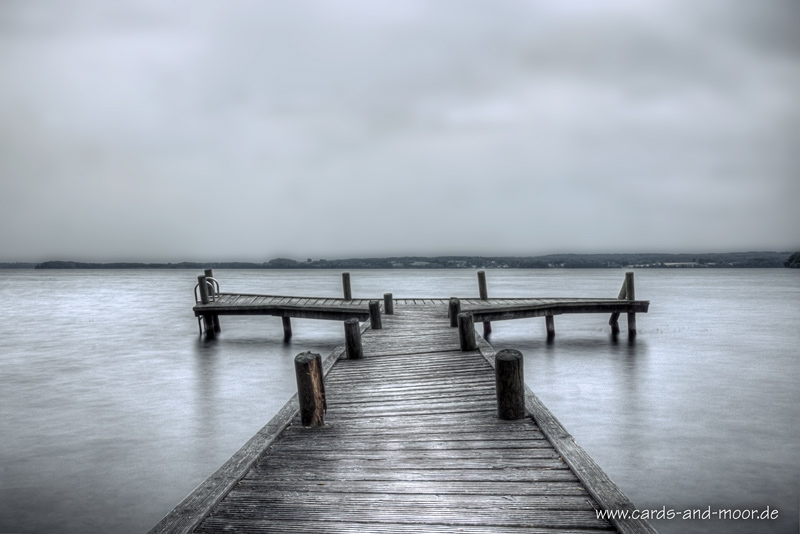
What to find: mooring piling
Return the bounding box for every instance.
[342,272,352,301]
[625,272,636,337]
[294,351,326,427]
[457,312,477,351]
[196,275,216,338]
[368,300,382,330]
[495,349,525,420]
[282,316,292,341]
[477,271,492,336]
[344,318,363,359]
[203,269,221,332]
[545,315,555,339]
[448,297,461,327]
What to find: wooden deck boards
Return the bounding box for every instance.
[175,305,651,533]
[194,294,649,322]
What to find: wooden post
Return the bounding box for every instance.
[448,298,461,327]
[625,271,636,337]
[282,316,292,340]
[477,270,488,300]
[197,275,209,304]
[197,275,216,338]
[609,275,628,335]
[204,269,221,332]
[342,272,352,301]
[545,315,555,339]
[477,271,491,336]
[609,314,620,336]
[495,349,525,420]
[344,318,363,359]
[202,315,215,338]
[383,293,394,315]
[369,300,382,330]
[457,312,477,351]
[294,351,326,427]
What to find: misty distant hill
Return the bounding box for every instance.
[21,251,795,270]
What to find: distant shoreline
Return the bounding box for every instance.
[1,251,796,269]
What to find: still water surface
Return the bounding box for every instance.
[0,269,797,533]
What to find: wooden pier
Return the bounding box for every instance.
[155,272,654,533]
[192,270,649,340]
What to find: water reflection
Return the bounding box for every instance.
[193,338,220,458]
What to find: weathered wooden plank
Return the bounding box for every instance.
[148,321,371,534]
[277,424,544,442]
[271,438,556,452]
[231,479,593,497]
[256,456,570,471]
[323,379,497,396]
[325,389,498,405]
[206,505,611,529]
[469,301,649,322]
[262,448,558,461]
[475,336,656,534]
[196,518,611,534]
[213,492,598,509]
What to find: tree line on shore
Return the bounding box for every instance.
[0,251,793,269]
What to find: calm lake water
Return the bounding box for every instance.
[0,268,798,533]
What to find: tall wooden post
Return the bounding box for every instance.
[383,293,394,315]
[625,271,636,337]
[204,269,221,332]
[197,275,209,304]
[369,301,382,330]
[344,318,363,359]
[197,275,215,338]
[477,271,492,335]
[495,349,525,420]
[458,312,477,351]
[545,315,555,339]
[448,298,461,327]
[609,274,629,335]
[282,316,292,340]
[342,272,352,301]
[294,351,326,427]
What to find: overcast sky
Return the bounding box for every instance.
[1,0,798,262]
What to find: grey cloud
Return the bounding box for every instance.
[0,0,797,261]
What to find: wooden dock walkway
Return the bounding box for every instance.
[192,270,649,340]
[153,277,656,534]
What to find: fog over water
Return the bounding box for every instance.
[1,0,799,262]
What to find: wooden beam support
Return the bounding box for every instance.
[196,275,216,338]
[625,272,636,337]
[282,316,292,341]
[457,312,477,351]
[383,293,393,315]
[448,298,461,327]
[495,349,525,420]
[342,272,352,301]
[344,318,363,359]
[197,275,209,304]
[294,351,326,427]
[368,300,382,330]
[609,313,620,335]
[477,271,492,336]
[204,269,221,332]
